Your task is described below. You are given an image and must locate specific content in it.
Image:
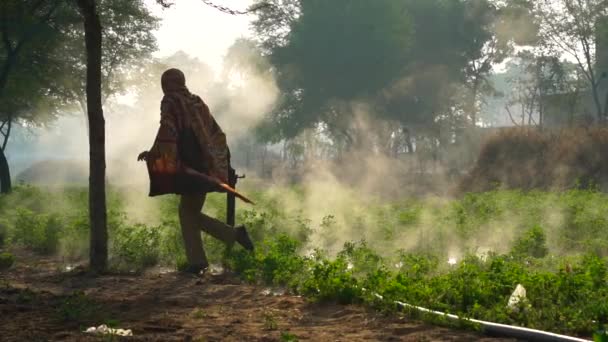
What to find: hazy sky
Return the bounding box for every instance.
[146,0,256,71]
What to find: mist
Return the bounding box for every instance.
[7,44,278,223]
[5,2,608,340]
[4,0,604,263]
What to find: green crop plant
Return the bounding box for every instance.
[280,331,299,342]
[263,311,278,331]
[56,291,99,323]
[3,185,608,337]
[191,308,209,320]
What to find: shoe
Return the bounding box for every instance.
[182,263,209,276]
[235,225,254,251]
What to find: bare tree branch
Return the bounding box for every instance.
[505,105,521,126]
[155,0,273,15]
[201,0,273,15]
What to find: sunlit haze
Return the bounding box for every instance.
[146,0,255,72]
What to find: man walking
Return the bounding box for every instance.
[138,68,253,274]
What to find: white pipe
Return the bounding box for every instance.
[372,293,592,342]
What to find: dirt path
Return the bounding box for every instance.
[0,250,518,341]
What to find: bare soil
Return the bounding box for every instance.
[0,249,518,341]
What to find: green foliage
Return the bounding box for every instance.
[104,318,121,328]
[300,253,362,305]
[1,0,159,122]
[339,241,383,277]
[280,331,299,342]
[0,252,15,270]
[397,252,439,280]
[595,330,608,342]
[191,308,208,320]
[12,208,61,254]
[110,223,163,271]
[258,235,306,285]
[0,0,71,126]
[4,185,608,336]
[511,225,548,259]
[281,0,413,98]
[263,311,278,330]
[57,290,99,323]
[253,0,502,141]
[225,233,307,286]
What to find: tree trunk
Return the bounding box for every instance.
[77,0,107,273]
[591,83,603,122]
[470,80,479,127]
[603,89,608,119]
[0,48,19,196]
[261,145,267,177]
[538,91,544,129]
[0,148,11,194]
[0,116,12,193]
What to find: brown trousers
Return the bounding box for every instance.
[178,193,236,267]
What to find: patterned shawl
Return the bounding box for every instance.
[146,68,230,196]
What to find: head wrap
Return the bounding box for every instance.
[161,68,188,94]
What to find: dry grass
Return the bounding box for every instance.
[459,126,608,192]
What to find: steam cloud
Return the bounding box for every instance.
[4,5,581,262]
[8,46,279,224]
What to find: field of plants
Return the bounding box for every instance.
[1,184,608,339]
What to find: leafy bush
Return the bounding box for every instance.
[56,290,100,323]
[280,331,299,342]
[110,223,163,270]
[4,185,608,336]
[11,208,62,254]
[300,255,362,304]
[225,234,307,286]
[511,225,549,259]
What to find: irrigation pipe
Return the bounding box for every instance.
[372,293,592,342]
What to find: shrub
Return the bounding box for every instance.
[56,291,99,323]
[110,223,163,270]
[511,225,549,259]
[11,208,62,254]
[460,127,608,192]
[4,184,608,336]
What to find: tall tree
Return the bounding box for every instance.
[503,51,581,127]
[75,0,107,272]
[60,0,158,114]
[252,0,504,155]
[0,0,157,193]
[255,0,414,145]
[461,0,538,127]
[534,0,608,120]
[0,0,66,193]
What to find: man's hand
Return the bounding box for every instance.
[137,151,150,161]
